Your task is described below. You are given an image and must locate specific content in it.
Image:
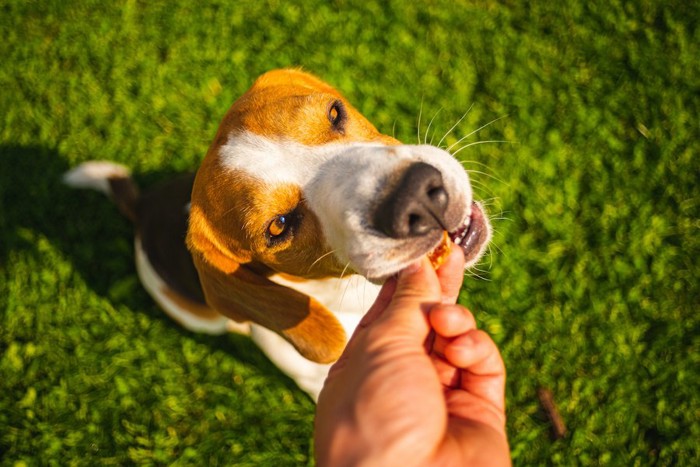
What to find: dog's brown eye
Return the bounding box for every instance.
[268,215,288,238]
[327,100,346,132]
[266,209,302,246]
[328,106,339,123]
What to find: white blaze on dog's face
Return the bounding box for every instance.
[186,69,490,363]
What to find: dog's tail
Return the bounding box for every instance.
[62,161,140,223]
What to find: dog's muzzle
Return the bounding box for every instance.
[372,161,488,263]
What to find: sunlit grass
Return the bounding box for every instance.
[1,1,698,464]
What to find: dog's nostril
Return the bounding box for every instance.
[408,211,436,237]
[428,186,448,209]
[408,212,432,236]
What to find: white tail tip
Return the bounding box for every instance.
[62,161,131,195]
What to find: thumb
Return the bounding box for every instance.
[334,257,441,367]
[395,256,443,301]
[375,257,442,338]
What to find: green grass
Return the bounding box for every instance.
[1,0,698,464]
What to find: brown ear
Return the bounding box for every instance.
[188,245,347,364]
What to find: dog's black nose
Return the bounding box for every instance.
[373,162,449,238]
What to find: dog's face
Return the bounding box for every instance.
[187,69,491,362]
[188,70,399,279]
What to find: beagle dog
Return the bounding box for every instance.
[64,69,491,399]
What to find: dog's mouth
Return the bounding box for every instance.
[449,202,489,265]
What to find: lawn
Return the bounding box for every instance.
[1,0,698,465]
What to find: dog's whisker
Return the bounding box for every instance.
[339,262,352,281]
[416,97,425,145]
[468,177,498,191]
[479,203,502,215]
[362,278,370,311]
[437,104,474,149]
[481,245,493,271]
[486,244,495,270]
[464,169,510,186]
[475,195,501,204]
[446,114,510,153]
[479,200,508,216]
[336,263,357,309]
[471,261,491,272]
[466,180,499,200]
[307,250,337,274]
[465,270,491,281]
[339,273,356,311]
[424,107,443,145]
[452,140,514,157]
[489,240,506,257]
[487,207,511,219]
[471,265,492,277]
[451,140,513,159]
[459,159,498,172]
[464,174,502,198]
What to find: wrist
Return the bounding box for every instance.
[316,414,427,467]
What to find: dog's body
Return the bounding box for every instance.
[65,69,491,399]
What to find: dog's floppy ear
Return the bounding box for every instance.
[187,214,347,364]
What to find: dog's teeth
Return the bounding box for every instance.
[449,223,469,246]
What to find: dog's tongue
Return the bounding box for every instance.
[450,202,487,263]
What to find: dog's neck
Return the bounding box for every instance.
[269,273,381,318]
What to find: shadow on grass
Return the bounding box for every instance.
[0,144,300,395]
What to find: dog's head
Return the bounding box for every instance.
[187,69,490,363]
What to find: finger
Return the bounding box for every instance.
[357,276,398,329]
[338,276,398,362]
[391,256,442,308]
[374,256,442,339]
[338,258,441,365]
[430,352,460,388]
[429,304,477,365]
[444,329,506,379]
[446,330,506,411]
[436,244,465,304]
[429,304,476,339]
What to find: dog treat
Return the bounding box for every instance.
[428,231,452,269]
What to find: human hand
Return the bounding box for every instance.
[314,247,510,466]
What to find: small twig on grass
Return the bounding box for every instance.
[537,387,567,440]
